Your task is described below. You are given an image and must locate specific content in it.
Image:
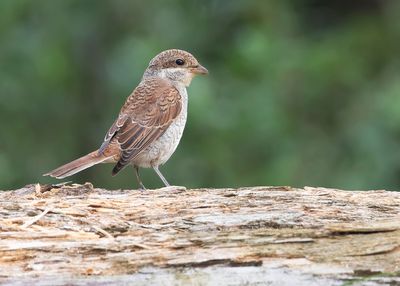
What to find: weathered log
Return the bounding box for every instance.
[0,183,399,285]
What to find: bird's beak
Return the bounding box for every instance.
[190,64,208,75]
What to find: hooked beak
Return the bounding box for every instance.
[190,64,208,75]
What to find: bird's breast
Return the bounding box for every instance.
[133,87,188,167]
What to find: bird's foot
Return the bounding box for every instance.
[137,183,147,191]
[157,185,187,192]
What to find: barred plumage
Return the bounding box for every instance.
[44,49,207,189]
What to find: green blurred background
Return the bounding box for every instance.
[1,0,400,190]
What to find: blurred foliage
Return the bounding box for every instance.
[1,0,400,190]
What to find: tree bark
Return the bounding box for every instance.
[0,183,399,285]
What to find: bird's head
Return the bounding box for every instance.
[144,49,208,86]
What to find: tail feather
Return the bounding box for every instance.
[44,151,110,179]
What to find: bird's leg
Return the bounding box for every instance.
[153,166,170,187]
[134,165,146,190]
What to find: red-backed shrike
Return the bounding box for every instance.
[45,49,208,189]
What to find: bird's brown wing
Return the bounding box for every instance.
[99,77,182,175]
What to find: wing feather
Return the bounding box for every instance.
[98,77,182,175]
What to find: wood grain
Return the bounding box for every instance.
[0,183,399,285]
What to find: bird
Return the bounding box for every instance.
[44,49,208,189]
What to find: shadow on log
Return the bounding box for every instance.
[0,183,400,285]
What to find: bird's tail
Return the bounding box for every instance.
[43,151,110,179]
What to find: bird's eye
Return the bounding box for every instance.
[175,59,185,66]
